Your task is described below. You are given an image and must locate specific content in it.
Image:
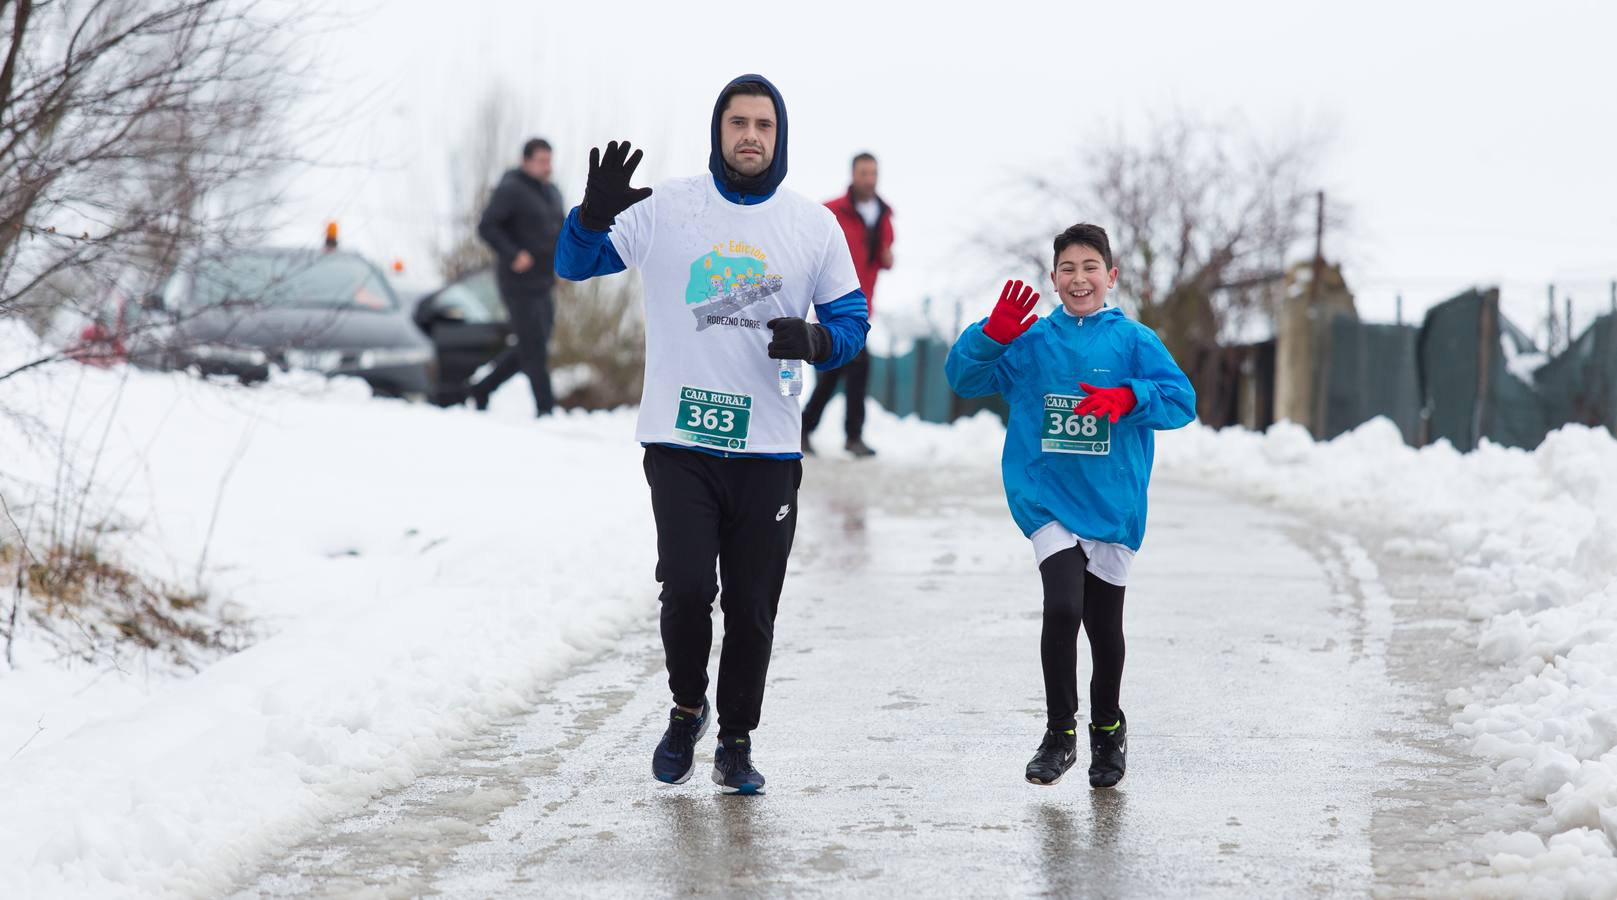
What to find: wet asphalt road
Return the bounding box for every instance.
[238,461,1482,898]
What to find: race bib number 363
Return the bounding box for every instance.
[1042,394,1110,455]
[674,386,752,450]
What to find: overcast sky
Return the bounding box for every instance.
[281,0,1617,340]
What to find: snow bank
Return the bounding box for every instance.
[0,323,655,897]
[1154,417,1617,893]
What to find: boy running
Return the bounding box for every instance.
[945,224,1195,788]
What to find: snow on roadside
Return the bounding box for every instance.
[1153,417,1617,894]
[0,323,655,897]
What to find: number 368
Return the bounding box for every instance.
[1050,412,1099,437]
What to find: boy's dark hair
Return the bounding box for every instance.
[522,138,551,159]
[719,80,775,116]
[1053,223,1113,270]
[851,152,876,169]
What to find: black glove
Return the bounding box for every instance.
[579,140,653,231]
[766,317,834,363]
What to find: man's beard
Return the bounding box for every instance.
[723,147,771,192]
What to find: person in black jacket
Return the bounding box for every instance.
[471,138,566,416]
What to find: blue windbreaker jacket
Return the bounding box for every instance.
[945,305,1196,550]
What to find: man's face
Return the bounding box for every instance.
[720,94,777,177]
[1051,243,1117,317]
[522,149,553,182]
[851,159,877,199]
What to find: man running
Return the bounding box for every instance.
[802,151,894,457]
[555,75,869,794]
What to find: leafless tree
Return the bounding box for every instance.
[1,0,308,385]
[984,113,1335,420]
[434,85,522,282]
[436,83,647,409]
[0,0,309,671]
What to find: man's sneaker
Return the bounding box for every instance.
[712,736,766,794]
[844,437,877,458]
[1025,728,1079,785]
[651,699,710,784]
[1088,711,1127,788]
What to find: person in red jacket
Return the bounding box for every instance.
[802,152,893,457]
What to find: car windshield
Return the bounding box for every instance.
[432,271,507,324]
[187,252,397,312]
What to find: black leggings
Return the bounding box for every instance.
[1039,545,1126,731]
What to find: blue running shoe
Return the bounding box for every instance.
[712,735,766,795]
[652,699,709,784]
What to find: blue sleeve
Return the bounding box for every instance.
[813,289,869,371]
[1122,326,1197,430]
[554,207,627,281]
[945,320,1015,398]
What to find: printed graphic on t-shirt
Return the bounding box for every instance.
[686,243,785,332]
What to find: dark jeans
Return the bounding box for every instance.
[642,445,802,740]
[1039,545,1127,731]
[801,349,870,441]
[473,286,554,415]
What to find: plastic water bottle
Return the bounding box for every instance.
[778,358,803,397]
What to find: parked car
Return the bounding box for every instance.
[137,248,438,399]
[409,267,512,406]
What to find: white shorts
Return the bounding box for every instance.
[1030,521,1134,587]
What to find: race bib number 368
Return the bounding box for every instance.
[1042,394,1110,455]
[674,386,752,450]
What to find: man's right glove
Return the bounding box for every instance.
[766,317,834,363]
[983,279,1040,344]
[580,140,654,231]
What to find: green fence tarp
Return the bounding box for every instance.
[1415,288,1548,452]
[1321,316,1421,444]
[1535,312,1617,431]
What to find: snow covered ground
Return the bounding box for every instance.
[3,319,1616,897]
[1157,419,1617,897]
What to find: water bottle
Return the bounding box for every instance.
[778,358,803,397]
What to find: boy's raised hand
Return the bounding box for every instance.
[983,279,1040,344]
[580,140,654,231]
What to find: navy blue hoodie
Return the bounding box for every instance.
[708,73,788,204]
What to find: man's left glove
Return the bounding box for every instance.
[766,317,834,363]
[1075,382,1137,423]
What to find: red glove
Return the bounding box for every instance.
[982,279,1040,344]
[1075,382,1136,423]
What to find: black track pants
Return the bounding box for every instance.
[1039,545,1127,732]
[643,445,802,740]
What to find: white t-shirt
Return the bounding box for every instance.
[1030,521,1136,586]
[855,197,880,228]
[608,175,861,454]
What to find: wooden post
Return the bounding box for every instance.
[1547,283,1557,352]
[1306,191,1327,436]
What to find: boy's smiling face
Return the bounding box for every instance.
[1051,243,1117,317]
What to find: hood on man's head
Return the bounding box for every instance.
[709,74,788,198]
